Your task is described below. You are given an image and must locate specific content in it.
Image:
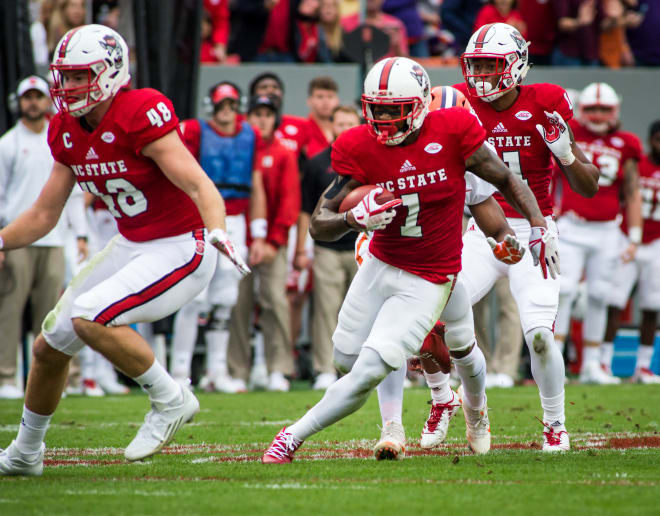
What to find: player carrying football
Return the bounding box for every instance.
[262,55,557,463]
[0,25,248,476]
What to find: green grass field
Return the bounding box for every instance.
[1,383,659,516]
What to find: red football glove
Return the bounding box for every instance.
[486,234,525,265]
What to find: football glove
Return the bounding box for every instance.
[208,228,251,277]
[350,187,402,231]
[535,110,575,166]
[486,234,525,265]
[529,226,560,280]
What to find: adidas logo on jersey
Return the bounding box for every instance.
[85,147,99,160]
[400,159,416,173]
[492,122,508,133]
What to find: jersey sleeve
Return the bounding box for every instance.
[178,119,201,159]
[623,132,643,162]
[127,91,180,155]
[454,108,487,160]
[464,171,496,205]
[543,83,574,122]
[331,130,366,183]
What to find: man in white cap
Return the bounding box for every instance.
[0,75,88,399]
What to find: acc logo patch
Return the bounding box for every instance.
[101,131,115,143]
[424,142,442,154]
[610,136,624,148]
[195,240,205,255]
[284,125,298,135]
[515,111,532,121]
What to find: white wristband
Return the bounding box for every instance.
[250,218,268,239]
[559,152,575,167]
[0,235,3,250]
[629,226,642,245]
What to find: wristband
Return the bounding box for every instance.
[249,218,268,239]
[629,226,642,245]
[558,152,575,167]
[343,210,352,228]
[0,235,3,250]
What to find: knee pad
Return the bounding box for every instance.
[333,348,358,374]
[525,327,553,355]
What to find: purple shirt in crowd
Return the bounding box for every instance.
[553,0,603,62]
[627,0,660,65]
[383,0,425,40]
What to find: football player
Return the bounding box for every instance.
[0,25,248,476]
[414,22,600,452]
[262,56,556,463]
[604,120,660,384]
[554,83,643,385]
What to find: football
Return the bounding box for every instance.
[338,185,396,213]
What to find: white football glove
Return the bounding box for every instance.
[208,228,251,276]
[529,226,560,280]
[535,110,575,166]
[486,234,525,265]
[350,187,402,231]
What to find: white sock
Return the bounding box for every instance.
[376,367,405,426]
[253,330,266,367]
[170,304,200,379]
[600,342,614,368]
[452,344,486,409]
[582,346,600,369]
[554,339,566,355]
[80,346,96,380]
[637,345,654,371]
[16,406,51,456]
[540,391,565,426]
[423,371,453,404]
[133,361,181,405]
[206,328,230,379]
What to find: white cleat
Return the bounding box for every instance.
[266,372,290,392]
[249,363,269,390]
[97,376,130,395]
[312,372,337,390]
[579,362,621,385]
[0,384,23,400]
[0,441,44,476]
[632,367,660,384]
[124,387,199,461]
[542,422,570,452]
[420,391,461,449]
[373,421,406,460]
[457,385,491,454]
[82,378,105,397]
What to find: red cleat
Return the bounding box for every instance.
[261,427,303,464]
[419,321,451,373]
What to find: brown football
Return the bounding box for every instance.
[338,185,395,213]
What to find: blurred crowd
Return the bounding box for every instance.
[25,0,660,68]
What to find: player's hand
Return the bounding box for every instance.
[529,226,560,279]
[535,111,575,166]
[208,228,251,276]
[621,242,637,263]
[487,234,525,264]
[350,187,402,231]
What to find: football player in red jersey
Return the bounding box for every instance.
[439,22,600,451]
[0,25,249,476]
[262,56,555,464]
[554,83,643,385]
[604,120,660,385]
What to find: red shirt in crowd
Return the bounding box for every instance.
[306,117,332,159]
[473,5,528,39]
[275,114,310,158]
[204,0,229,46]
[259,0,291,54]
[519,0,557,56]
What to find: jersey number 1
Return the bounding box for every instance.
[400,193,422,237]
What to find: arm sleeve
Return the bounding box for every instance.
[268,151,301,247]
[128,92,180,155]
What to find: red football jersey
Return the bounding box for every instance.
[454,82,573,218]
[49,88,204,242]
[622,154,660,244]
[561,121,642,221]
[332,108,486,283]
[275,114,310,158]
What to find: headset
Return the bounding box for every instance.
[203,80,244,116]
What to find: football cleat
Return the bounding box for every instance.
[420,392,461,449]
[124,386,199,461]
[541,421,570,452]
[266,372,290,392]
[373,421,406,460]
[312,372,337,390]
[82,378,105,397]
[457,385,491,454]
[419,321,451,374]
[579,361,621,385]
[0,441,44,476]
[262,428,303,464]
[632,367,660,384]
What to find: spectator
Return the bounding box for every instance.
[306,76,340,159]
[256,0,297,62]
[228,95,301,391]
[30,0,54,67]
[342,0,409,58]
[47,0,86,56]
[296,105,361,390]
[383,0,429,57]
[295,0,332,63]
[474,1,528,39]
[441,0,484,53]
[0,76,87,399]
[626,0,659,66]
[319,0,349,61]
[203,0,230,63]
[520,0,558,65]
[599,0,635,68]
[227,1,270,63]
[552,0,603,66]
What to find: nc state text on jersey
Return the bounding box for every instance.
[376,169,447,193]
[70,160,128,177]
[487,135,532,148]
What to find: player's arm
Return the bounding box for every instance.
[309,175,363,241]
[142,130,250,275]
[622,157,643,262]
[469,195,525,265]
[0,161,75,250]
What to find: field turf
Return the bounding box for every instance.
[1,383,659,516]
